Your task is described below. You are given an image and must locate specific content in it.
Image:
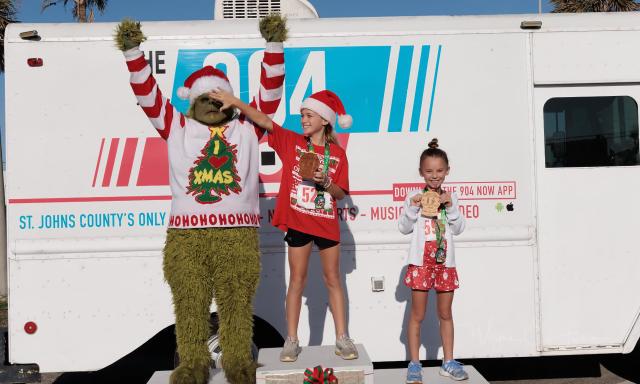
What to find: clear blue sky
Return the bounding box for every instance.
[0,0,555,136]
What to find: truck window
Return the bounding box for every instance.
[543,96,639,168]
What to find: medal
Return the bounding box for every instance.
[314,193,325,209]
[421,190,441,218]
[299,152,320,180]
[424,185,448,264]
[303,138,331,209]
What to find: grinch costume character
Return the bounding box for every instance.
[114,17,287,384]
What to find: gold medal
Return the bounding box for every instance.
[421,190,441,217]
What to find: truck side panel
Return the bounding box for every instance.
[5,20,541,370]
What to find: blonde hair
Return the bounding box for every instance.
[324,123,339,146]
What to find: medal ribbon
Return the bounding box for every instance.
[306,138,331,209]
[306,137,330,175]
[423,186,448,263]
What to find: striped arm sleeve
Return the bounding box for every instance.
[243,42,285,136]
[124,47,185,140]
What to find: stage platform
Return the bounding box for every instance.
[147,344,488,383]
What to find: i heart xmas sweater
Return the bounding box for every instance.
[123,43,284,228]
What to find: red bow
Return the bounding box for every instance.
[303,365,338,383]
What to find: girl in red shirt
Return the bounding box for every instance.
[210,89,357,362]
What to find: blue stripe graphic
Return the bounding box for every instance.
[426,45,442,132]
[409,45,431,132]
[387,46,414,133]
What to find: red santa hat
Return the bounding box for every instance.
[300,90,353,129]
[177,66,233,104]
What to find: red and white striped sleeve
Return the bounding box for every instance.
[124,47,185,140]
[244,42,285,136]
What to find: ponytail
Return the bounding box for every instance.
[420,138,449,166]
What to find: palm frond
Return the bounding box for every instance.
[93,0,107,13]
[42,0,108,22]
[0,0,18,72]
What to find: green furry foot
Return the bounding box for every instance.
[224,360,257,384]
[170,362,210,384]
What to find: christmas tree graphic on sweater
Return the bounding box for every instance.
[187,126,241,204]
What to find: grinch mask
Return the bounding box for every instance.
[191,93,235,126]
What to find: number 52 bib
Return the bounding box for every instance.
[296,180,333,210]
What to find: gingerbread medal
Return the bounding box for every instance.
[298,152,320,180]
[421,190,441,217]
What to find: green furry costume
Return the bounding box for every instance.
[115,16,288,384]
[165,228,260,384]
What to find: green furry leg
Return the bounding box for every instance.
[164,227,260,384]
[164,229,216,384]
[211,227,260,384]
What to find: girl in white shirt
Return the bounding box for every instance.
[398,138,468,383]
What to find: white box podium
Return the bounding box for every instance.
[147,343,489,383]
[256,344,373,383]
[374,367,489,383]
[147,369,229,384]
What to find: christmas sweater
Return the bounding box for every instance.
[398,191,465,268]
[123,43,285,228]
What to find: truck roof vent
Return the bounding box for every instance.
[221,0,281,19]
[215,0,317,19]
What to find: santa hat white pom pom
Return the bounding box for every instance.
[338,114,353,129]
[177,86,190,100]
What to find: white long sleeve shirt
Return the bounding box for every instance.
[398,190,466,268]
[123,43,284,229]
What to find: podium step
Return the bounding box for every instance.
[147,345,489,384]
[257,344,373,383]
[147,369,228,384]
[374,366,489,383]
[147,365,489,384]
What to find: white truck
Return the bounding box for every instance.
[2,7,640,377]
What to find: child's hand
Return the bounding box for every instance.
[440,191,452,208]
[410,193,422,207]
[208,89,236,111]
[313,167,329,187]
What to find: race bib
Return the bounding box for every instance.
[424,218,437,242]
[295,181,333,210]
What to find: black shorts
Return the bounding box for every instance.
[284,228,339,250]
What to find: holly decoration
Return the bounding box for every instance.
[187,126,242,204]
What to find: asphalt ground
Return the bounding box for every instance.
[1,300,637,384]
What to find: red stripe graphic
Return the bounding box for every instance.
[92,138,105,187]
[9,196,172,204]
[136,137,169,186]
[9,186,514,204]
[116,138,139,187]
[101,138,120,187]
[9,190,393,204]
